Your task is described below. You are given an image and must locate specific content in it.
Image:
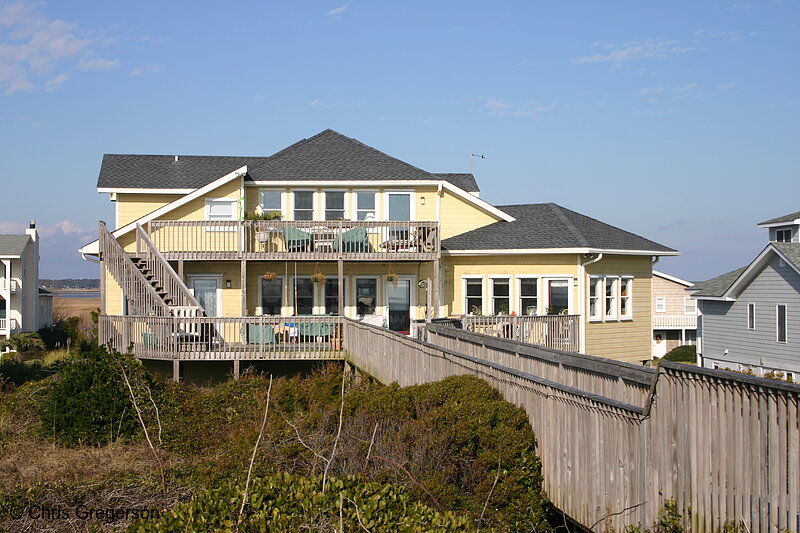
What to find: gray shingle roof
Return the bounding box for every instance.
[773,242,800,269]
[0,235,31,256]
[440,203,676,253]
[432,173,479,192]
[758,210,800,225]
[96,130,480,192]
[690,267,748,297]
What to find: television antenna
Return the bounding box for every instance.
[470,153,485,174]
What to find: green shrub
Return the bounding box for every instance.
[129,472,473,532]
[662,345,696,363]
[0,359,46,389]
[35,346,149,446]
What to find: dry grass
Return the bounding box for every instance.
[52,297,100,325]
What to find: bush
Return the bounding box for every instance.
[34,346,149,446]
[0,359,46,389]
[662,345,696,363]
[129,472,473,532]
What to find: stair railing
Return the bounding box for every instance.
[135,224,204,315]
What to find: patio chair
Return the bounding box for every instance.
[333,226,370,253]
[283,226,313,252]
[247,323,276,344]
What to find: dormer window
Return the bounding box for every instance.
[776,228,792,242]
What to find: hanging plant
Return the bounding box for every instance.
[262,272,277,281]
[311,263,326,284]
[386,264,398,287]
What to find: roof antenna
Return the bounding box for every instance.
[470,153,485,175]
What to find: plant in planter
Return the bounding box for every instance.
[385,265,398,287]
[246,206,282,220]
[311,263,325,284]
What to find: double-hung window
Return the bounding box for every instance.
[464,277,483,315]
[259,190,282,218]
[491,278,510,315]
[776,228,792,242]
[294,278,314,315]
[519,278,538,315]
[604,277,618,319]
[620,277,633,319]
[589,277,603,320]
[777,304,787,343]
[355,192,377,221]
[684,297,696,315]
[324,278,345,315]
[655,297,666,313]
[324,191,346,220]
[260,277,283,315]
[293,191,314,220]
[206,198,237,231]
[355,278,377,316]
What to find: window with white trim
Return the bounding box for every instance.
[519,277,538,316]
[491,278,510,315]
[620,277,633,319]
[324,278,346,315]
[206,199,236,221]
[747,303,755,330]
[605,277,618,319]
[293,277,314,315]
[324,191,345,220]
[260,277,283,315]
[464,277,483,315]
[655,297,666,313]
[355,278,377,316]
[259,190,282,218]
[589,276,603,320]
[684,297,696,315]
[776,228,792,242]
[777,304,787,343]
[293,191,314,221]
[355,191,377,221]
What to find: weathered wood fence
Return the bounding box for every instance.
[343,320,800,532]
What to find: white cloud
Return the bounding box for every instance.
[0,1,119,93]
[514,102,554,117]
[310,98,323,106]
[636,87,664,96]
[328,2,349,17]
[717,82,736,91]
[571,38,695,67]
[485,97,553,118]
[43,72,68,91]
[485,97,511,116]
[129,64,165,76]
[0,219,93,240]
[78,55,119,70]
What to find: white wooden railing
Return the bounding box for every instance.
[652,314,697,329]
[0,278,18,292]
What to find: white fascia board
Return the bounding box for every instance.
[0,255,22,259]
[443,248,680,256]
[80,165,247,256]
[691,295,737,302]
[247,179,515,222]
[653,270,694,286]
[97,187,197,194]
[756,219,800,228]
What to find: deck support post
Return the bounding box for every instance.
[233,359,240,380]
[432,258,440,319]
[172,359,180,382]
[177,260,184,282]
[241,260,247,315]
[337,259,344,317]
[426,276,433,321]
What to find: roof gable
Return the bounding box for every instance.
[441,203,676,254]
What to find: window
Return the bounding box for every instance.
[620,277,633,319]
[206,199,236,221]
[589,277,603,320]
[355,278,377,316]
[293,191,314,220]
[464,278,483,315]
[324,191,345,220]
[776,228,792,242]
[324,278,345,315]
[355,192,377,221]
[293,278,314,315]
[519,278,538,316]
[260,277,283,315]
[684,297,697,315]
[747,303,755,330]
[604,277,618,319]
[547,279,570,315]
[777,304,787,343]
[491,278,510,315]
[259,190,282,217]
[655,297,666,313]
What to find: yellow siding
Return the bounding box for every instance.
[439,189,500,239]
[584,255,652,363]
[116,194,182,227]
[104,270,124,315]
[444,254,580,316]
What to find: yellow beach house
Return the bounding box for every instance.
[80,129,677,374]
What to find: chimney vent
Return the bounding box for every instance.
[29,220,36,229]
[174,155,179,161]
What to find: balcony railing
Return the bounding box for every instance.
[0,279,18,292]
[99,314,346,360]
[0,318,5,331]
[652,314,697,329]
[147,220,440,261]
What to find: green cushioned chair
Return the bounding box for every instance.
[333,226,370,253]
[283,226,313,251]
[247,323,276,344]
[142,332,157,349]
[298,322,335,338]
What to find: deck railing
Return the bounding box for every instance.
[99,314,345,360]
[0,318,5,331]
[148,220,440,261]
[652,314,697,329]
[425,314,580,352]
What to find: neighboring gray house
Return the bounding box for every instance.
[691,210,800,379]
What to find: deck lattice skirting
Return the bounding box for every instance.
[343,321,800,533]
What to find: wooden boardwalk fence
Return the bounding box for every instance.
[343,320,800,532]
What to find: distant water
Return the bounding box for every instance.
[52,291,100,298]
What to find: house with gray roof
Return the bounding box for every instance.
[1,222,51,346]
[691,210,800,378]
[81,128,677,372]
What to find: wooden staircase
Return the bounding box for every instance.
[130,256,174,306]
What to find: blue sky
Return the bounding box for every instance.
[0,1,797,280]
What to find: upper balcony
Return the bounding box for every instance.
[0,278,18,293]
[146,220,440,262]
